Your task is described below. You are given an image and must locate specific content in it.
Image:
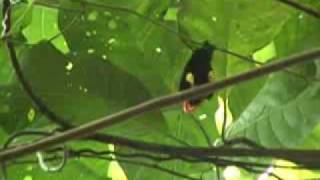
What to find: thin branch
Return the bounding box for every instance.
[74,149,175,163]
[241,166,283,180]
[86,134,320,170]
[1,45,320,161]
[3,0,320,170]
[3,0,191,153]
[6,147,200,180]
[221,95,227,142]
[60,146,284,170]
[276,0,320,18]
[32,0,184,41]
[81,155,201,180]
[5,143,314,174]
[4,48,72,127]
[30,0,320,83]
[3,130,51,149]
[5,132,288,172]
[76,150,295,180]
[190,114,212,146]
[217,45,320,82]
[189,114,221,179]
[1,2,67,130]
[222,137,265,150]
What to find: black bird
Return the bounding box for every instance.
[179,41,215,112]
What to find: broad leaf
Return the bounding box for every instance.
[228,1,320,148]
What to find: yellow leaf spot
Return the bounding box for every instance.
[27,108,36,123]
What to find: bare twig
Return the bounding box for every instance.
[276,0,320,18]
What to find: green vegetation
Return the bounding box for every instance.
[0,0,320,179]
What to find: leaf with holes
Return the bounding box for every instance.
[58,0,190,97]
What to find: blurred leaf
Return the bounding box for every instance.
[0,42,13,85]
[272,160,320,180]
[228,1,320,148]
[302,122,320,149]
[227,67,320,148]
[274,2,320,57]
[0,126,8,144]
[0,86,34,133]
[120,97,219,180]
[22,5,69,53]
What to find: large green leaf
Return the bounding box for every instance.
[3,0,320,179]
[228,1,320,148]
[0,1,40,133]
[178,0,292,63]
[1,41,168,140]
[227,68,320,148]
[178,0,294,120]
[274,2,320,57]
[58,0,188,97]
[56,1,221,178]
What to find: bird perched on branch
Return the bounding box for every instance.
[179,41,215,113]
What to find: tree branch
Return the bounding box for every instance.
[4,45,72,128]
[3,0,320,171]
[0,46,320,162]
[79,154,201,180]
[276,0,320,18]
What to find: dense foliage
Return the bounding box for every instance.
[0,0,320,179]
